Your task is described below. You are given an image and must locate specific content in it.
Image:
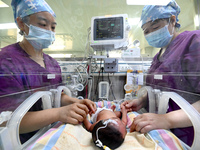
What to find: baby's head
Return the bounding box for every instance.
[92,117,127,149]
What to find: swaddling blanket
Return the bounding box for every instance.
[28,100,188,150]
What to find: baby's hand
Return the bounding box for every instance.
[121,103,128,126]
[120,103,129,113]
[80,99,97,115]
[121,104,127,114]
[111,105,116,111]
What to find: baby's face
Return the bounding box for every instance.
[90,110,116,130]
[91,110,127,137]
[97,109,117,121]
[113,118,127,138]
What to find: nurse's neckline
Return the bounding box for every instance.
[19,41,44,61]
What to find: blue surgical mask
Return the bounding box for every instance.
[25,24,55,50]
[145,24,174,48]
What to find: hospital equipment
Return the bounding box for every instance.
[67,75,84,97]
[86,14,130,100]
[88,12,130,74]
[121,40,141,58]
[98,81,109,100]
[90,14,130,51]
[104,58,118,73]
[124,73,139,91]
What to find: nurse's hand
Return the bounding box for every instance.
[121,98,145,112]
[129,113,170,133]
[57,103,90,125]
[78,99,97,115]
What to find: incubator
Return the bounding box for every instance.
[0,86,200,149]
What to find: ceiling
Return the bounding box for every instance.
[0,0,199,59]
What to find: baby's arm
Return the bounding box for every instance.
[83,118,93,132]
[112,105,122,118]
[121,105,128,125]
[113,105,127,125]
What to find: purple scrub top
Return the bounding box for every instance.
[0,42,62,143]
[0,42,62,112]
[146,30,200,146]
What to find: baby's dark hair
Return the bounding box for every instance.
[92,120,125,149]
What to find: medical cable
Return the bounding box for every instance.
[94,58,103,100]
[95,120,113,150]
[108,73,116,100]
[75,64,89,87]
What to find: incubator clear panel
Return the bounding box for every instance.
[0,0,199,150]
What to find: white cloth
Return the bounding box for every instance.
[91,107,113,123]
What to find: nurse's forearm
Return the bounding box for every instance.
[19,108,59,134]
[166,101,200,129]
[192,100,200,113]
[61,93,79,106]
[166,109,192,129]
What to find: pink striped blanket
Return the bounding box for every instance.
[27,100,188,150]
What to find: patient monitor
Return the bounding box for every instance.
[90,14,130,50]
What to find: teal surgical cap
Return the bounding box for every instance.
[140,0,180,28]
[11,0,56,23]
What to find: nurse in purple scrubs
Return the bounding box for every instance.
[0,0,96,143]
[121,0,200,147]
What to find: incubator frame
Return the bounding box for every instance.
[0,86,70,150]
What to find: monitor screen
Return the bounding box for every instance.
[93,17,124,41]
